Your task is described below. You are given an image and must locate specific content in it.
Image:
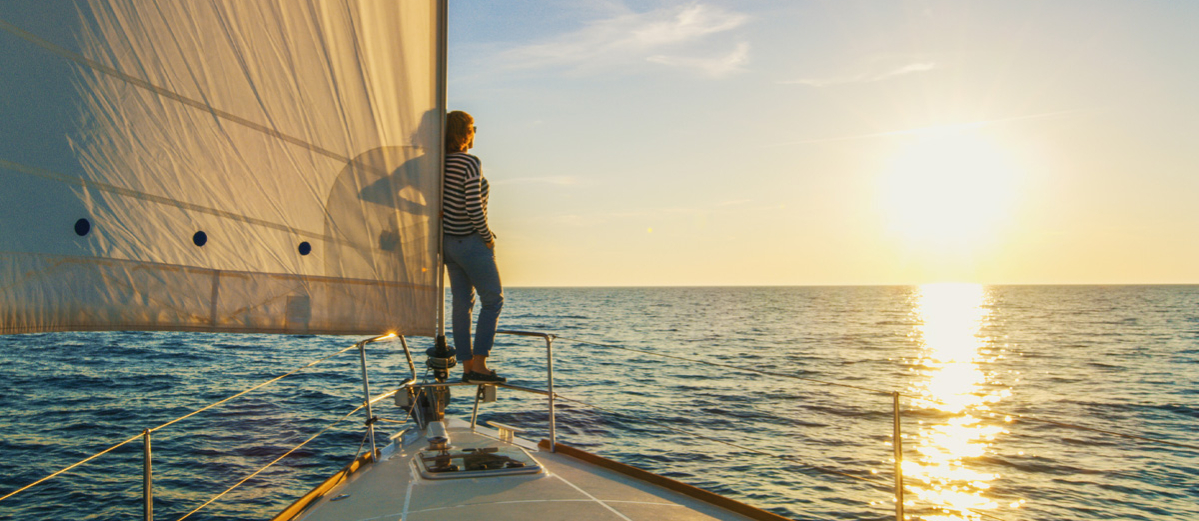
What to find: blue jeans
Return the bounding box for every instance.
[443,234,503,363]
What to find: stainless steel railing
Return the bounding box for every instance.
[1,330,555,520]
[355,334,407,460]
[496,330,558,450]
[6,329,1196,521]
[389,330,559,451]
[550,335,1199,521]
[0,335,395,520]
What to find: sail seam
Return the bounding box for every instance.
[0,324,428,336]
[210,270,222,327]
[0,16,354,167]
[0,158,333,241]
[0,251,439,289]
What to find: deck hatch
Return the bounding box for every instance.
[415,444,542,479]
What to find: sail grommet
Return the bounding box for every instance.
[74,218,91,236]
[193,231,207,247]
[298,242,312,255]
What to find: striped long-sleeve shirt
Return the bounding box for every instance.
[443,152,494,242]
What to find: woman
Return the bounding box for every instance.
[442,110,505,383]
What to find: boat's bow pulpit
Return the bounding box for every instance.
[284,338,793,521]
[395,342,457,429]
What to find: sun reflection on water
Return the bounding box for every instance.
[906,283,1015,520]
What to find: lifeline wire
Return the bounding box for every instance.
[548,363,1014,520]
[181,351,429,518]
[351,431,370,464]
[0,432,143,503]
[556,336,892,396]
[175,404,366,521]
[557,336,1199,452]
[151,343,359,434]
[0,342,360,503]
[550,394,891,490]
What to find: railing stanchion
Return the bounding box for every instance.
[546,335,556,452]
[471,385,482,431]
[143,428,153,521]
[893,391,904,521]
[398,335,416,381]
[0,337,383,516]
[496,330,558,451]
[358,340,379,459]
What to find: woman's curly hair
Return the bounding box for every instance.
[445,110,474,152]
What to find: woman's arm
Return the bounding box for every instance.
[464,158,495,243]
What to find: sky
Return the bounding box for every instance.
[445,0,1199,287]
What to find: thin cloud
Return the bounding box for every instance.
[781,61,937,87]
[648,41,750,78]
[493,3,750,76]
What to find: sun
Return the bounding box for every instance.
[877,131,1022,253]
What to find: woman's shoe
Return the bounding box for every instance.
[465,370,506,384]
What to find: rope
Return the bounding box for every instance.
[556,336,892,396]
[150,344,358,434]
[177,354,425,518]
[0,432,142,503]
[554,393,1017,521]
[551,394,891,489]
[557,336,1199,453]
[0,342,359,504]
[175,404,365,521]
[351,431,369,463]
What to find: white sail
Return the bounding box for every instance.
[0,1,444,336]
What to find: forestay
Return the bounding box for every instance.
[0,1,444,336]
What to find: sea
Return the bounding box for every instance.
[1,285,1197,521]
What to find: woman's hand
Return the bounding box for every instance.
[485,239,495,250]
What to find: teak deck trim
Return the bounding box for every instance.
[271,451,374,521]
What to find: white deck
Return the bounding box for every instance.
[293,418,774,521]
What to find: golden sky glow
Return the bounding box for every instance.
[450,1,1199,286]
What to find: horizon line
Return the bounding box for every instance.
[499,282,1199,288]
